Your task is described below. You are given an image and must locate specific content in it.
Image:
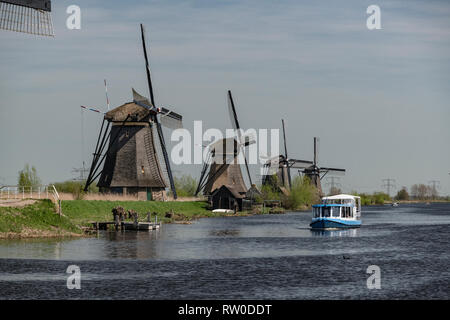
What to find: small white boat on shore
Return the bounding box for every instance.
[212,209,234,214]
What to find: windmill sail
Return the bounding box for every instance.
[132,88,153,108]
[0,0,54,36]
[227,90,253,186]
[160,107,183,129]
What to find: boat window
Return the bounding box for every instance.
[332,207,340,217]
[323,207,331,217]
[341,207,353,218]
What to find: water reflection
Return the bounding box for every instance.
[208,229,240,237]
[310,228,359,237]
[102,230,162,259]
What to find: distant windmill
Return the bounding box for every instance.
[83,24,183,200]
[0,0,54,36]
[195,90,254,198]
[262,119,313,191]
[297,137,346,195]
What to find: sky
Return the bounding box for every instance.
[0,0,449,196]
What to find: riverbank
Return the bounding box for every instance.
[0,199,290,239]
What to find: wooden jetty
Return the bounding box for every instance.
[122,221,160,231]
[91,221,161,231]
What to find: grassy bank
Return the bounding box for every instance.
[62,200,255,226]
[0,200,83,239]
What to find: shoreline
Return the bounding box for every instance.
[0,199,297,240]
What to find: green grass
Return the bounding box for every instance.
[62,200,217,225]
[0,200,82,236]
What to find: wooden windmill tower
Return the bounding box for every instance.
[83,24,182,200]
[195,91,254,210]
[262,119,313,192]
[297,137,345,195]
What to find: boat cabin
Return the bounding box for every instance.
[312,194,361,220]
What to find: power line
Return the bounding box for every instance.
[382,178,396,197]
[428,180,441,193]
[326,176,342,190]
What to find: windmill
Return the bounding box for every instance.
[83,24,182,200]
[297,137,345,195]
[195,90,254,200]
[0,0,54,36]
[262,119,313,191]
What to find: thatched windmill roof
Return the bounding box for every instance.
[104,102,151,122]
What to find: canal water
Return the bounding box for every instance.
[0,203,448,299]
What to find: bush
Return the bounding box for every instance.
[259,183,282,202]
[173,175,198,197]
[283,176,319,210]
[52,180,93,200]
[353,191,391,205]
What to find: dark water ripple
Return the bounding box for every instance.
[0,203,449,299]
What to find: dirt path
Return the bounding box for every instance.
[0,199,36,208]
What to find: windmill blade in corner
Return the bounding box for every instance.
[0,0,54,36]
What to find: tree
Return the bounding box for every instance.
[395,187,409,201]
[18,164,41,188]
[410,184,432,200]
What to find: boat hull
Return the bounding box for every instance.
[310,218,361,229]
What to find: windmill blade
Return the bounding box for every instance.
[288,159,314,169]
[313,137,320,166]
[282,119,288,158]
[140,24,178,199]
[195,150,212,195]
[240,132,256,147]
[227,90,242,142]
[155,116,177,198]
[281,119,292,188]
[132,88,153,108]
[80,106,104,115]
[159,107,183,129]
[226,90,252,186]
[320,167,346,174]
[0,0,54,36]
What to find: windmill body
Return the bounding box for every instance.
[96,102,167,200]
[262,119,313,193]
[203,137,248,196]
[298,137,346,196]
[195,91,254,211]
[262,122,345,197]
